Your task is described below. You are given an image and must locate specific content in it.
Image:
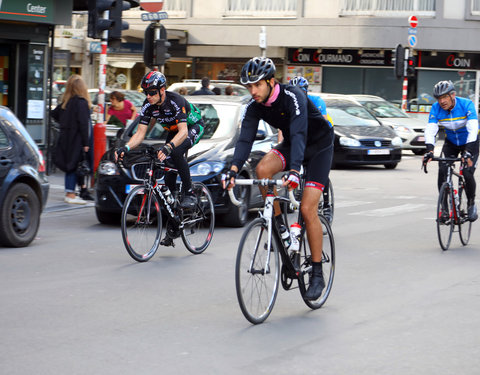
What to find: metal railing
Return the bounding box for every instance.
[340,0,435,16]
[224,0,297,17]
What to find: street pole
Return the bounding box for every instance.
[93,10,109,179]
[259,26,267,58]
[401,48,410,112]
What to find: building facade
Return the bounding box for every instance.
[56,0,480,122]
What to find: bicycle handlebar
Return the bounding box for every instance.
[228,179,300,209]
[422,156,464,174]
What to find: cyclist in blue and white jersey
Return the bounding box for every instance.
[424,80,479,221]
[222,57,334,300]
[288,76,334,222]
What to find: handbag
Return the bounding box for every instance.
[76,151,91,177]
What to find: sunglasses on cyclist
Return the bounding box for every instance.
[144,90,159,97]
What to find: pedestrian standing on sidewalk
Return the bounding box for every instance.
[51,74,92,205]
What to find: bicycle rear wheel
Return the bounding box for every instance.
[181,182,215,254]
[121,185,162,262]
[458,184,472,246]
[437,182,454,251]
[300,215,335,309]
[235,218,280,324]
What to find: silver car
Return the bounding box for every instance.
[350,95,427,155]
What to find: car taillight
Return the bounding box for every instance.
[38,150,46,173]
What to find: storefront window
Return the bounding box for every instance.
[322,66,402,102]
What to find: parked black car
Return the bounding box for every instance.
[0,107,49,247]
[317,94,403,169]
[95,95,278,227]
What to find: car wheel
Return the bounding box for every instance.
[384,163,398,169]
[222,181,250,227]
[0,183,40,247]
[96,207,121,225]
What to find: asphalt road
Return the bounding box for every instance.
[1,152,480,374]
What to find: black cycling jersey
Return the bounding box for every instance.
[232,83,333,172]
[139,90,201,132]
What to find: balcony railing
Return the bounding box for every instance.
[472,0,480,15]
[224,0,297,18]
[340,0,435,17]
[163,0,187,18]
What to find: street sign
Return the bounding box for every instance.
[141,11,168,21]
[408,35,417,48]
[408,27,417,35]
[408,15,418,28]
[140,0,163,13]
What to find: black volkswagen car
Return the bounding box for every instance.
[95,95,278,227]
[0,107,49,247]
[316,94,403,169]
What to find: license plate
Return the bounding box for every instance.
[125,184,140,194]
[367,149,390,155]
[417,136,425,141]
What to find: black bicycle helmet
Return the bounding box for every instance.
[433,80,455,98]
[240,57,276,84]
[141,71,167,91]
[289,76,309,93]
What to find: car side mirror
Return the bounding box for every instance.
[255,129,267,140]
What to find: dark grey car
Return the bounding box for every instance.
[0,107,49,247]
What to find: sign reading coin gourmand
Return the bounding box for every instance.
[287,48,393,66]
[0,0,72,25]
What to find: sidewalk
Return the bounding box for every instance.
[43,171,95,214]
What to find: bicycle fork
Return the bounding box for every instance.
[249,193,276,276]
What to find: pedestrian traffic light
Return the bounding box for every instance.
[406,55,417,78]
[155,38,171,66]
[88,0,115,39]
[393,44,405,79]
[143,23,155,68]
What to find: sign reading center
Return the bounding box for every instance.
[140,0,164,13]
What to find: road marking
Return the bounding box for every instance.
[349,203,427,217]
[335,201,373,208]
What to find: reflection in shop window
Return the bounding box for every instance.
[224,0,296,17]
[340,0,435,16]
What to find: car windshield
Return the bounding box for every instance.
[131,102,239,141]
[325,100,380,126]
[360,100,408,118]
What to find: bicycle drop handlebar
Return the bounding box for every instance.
[228,179,300,209]
[422,156,464,174]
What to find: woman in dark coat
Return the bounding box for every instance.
[51,74,92,204]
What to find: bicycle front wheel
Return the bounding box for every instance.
[437,182,454,251]
[458,184,472,246]
[121,185,162,262]
[300,214,335,309]
[181,182,215,254]
[235,218,280,324]
[320,178,334,223]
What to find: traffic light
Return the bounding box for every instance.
[109,0,131,41]
[88,0,115,39]
[406,55,417,78]
[155,38,171,66]
[393,44,405,79]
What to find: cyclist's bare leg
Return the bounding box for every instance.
[301,187,323,262]
[256,151,285,216]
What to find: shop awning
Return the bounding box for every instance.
[108,61,137,69]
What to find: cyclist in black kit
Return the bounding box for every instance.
[116,71,204,227]
[223,57,334,300]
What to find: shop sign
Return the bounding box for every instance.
[419,51,480,70]
[288,48,392,66]
[0,0,71,25]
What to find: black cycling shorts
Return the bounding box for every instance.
[271,135,333,191]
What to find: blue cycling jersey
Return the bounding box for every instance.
[308,94,327,116]
[426,96,478,147]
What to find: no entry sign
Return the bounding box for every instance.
[140,0,164,13]
[408,15,418,28]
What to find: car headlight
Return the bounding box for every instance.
[393,125,412,134]
[190,161,225,176]
[391,136,403,147]
[97,161,118,175]
[339,136,361,147]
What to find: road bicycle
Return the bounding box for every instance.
[229,178,335,324]
[120,146,215,262]
[423,156,471,250]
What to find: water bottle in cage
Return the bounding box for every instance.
[454,189,459,208]
[161,185,174,205]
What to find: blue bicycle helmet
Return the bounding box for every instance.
[289,76,309,93]
[141,71,167,91]
[240,57,276,84]
[433,80,455,98]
